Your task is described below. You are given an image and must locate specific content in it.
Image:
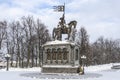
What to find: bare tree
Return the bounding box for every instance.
[0,16,52,68]
[91,37,120,65]
[8,22,16,67]
[21,16,51,67]
[0,21,7,50]
[35,19,51,66]
[76,27,90,65]
[21,16,35,67]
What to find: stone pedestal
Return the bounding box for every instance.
[42,40,80,73]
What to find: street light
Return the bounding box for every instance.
[81,55,86,59]
[80,55,86,74]
[81,55,86,66]
[5,54,11,71]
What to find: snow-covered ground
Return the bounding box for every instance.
[0,63,120,80]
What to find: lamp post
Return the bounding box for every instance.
[5,54,11,71]
[81,55,86,74]
[40,48,43,67]
[35,56,37,67]
[81,55,86,66]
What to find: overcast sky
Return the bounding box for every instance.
[0,0,120,42]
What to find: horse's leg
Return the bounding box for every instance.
[68,33,70,40]
[60,32,62,40]
[58,30,62,41]
[52,29,55,40]
[67,28,71,40]
[53,28,59,40]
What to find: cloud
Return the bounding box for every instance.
[0,0,120,42]
[65,0,120,42]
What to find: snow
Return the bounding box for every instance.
[0,67,41,72]
[0,63,120,80]
[0,48,7,61]
[43,65,78,68]
[43,40,75,46]
[85,63,113,72]
[0,67,41,80]
[0,47,7,54]
[0,62,6,67]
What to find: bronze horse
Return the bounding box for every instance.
[52,20,77,40]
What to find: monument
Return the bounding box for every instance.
[42,3,80,73]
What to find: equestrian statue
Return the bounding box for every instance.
[52,14,77,41]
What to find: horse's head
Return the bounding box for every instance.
[68,20,77,28]
[73,20,77,28]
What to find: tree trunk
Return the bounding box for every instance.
[27,46,30,67]
[31,46,34,67]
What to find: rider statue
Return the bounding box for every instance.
[53,13,77,41]
[58,14,66,29]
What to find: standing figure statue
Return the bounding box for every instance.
[58,14,66,29]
